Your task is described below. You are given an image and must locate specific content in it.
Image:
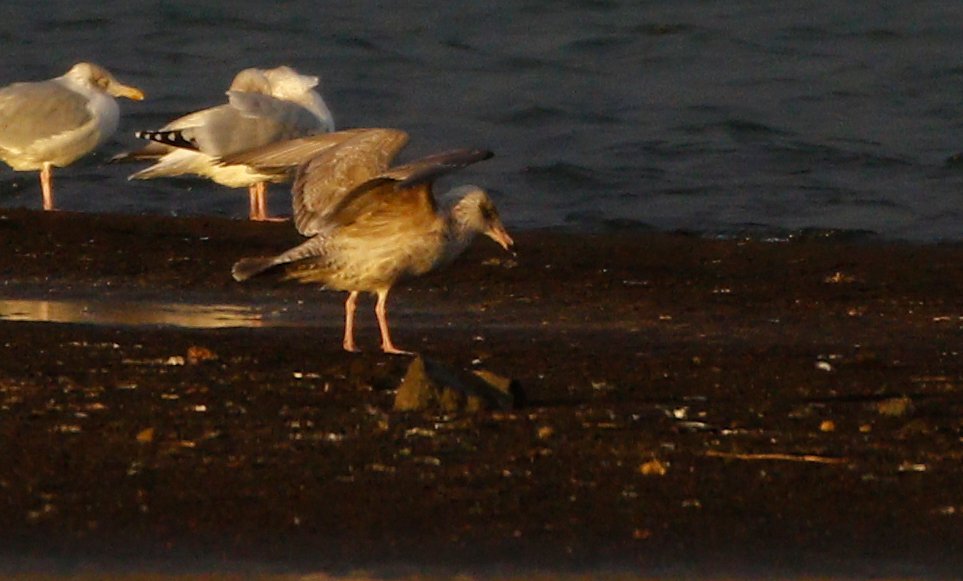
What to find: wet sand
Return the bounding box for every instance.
[0,207,961,579]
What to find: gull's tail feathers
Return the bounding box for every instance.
[231,257,280,282]
[232,236,328,282]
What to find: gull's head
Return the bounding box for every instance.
[263,66,319,98]
[67,62,145,101]
[450,185,514,253]
[263,66,334,131]
[228,67,273,94]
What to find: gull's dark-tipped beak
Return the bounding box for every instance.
[487,222,515,254]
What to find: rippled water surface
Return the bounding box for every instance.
[1,1,961,240]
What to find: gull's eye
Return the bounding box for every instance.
[480,203,495,221]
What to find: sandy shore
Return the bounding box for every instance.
[0,207,961,579]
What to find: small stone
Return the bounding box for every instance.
[819,420,836,432]
[394,357,436,412]
[896,418,931,437]
[438,383,468,413]
[346,356,403,391]
[473,369,513,397]
[876,397,913,417]
[897,462,927,472]
[639,459,668,476]
[136,428,154,443]
[824,271,856,284]
[633,528,653,540]
[186,345,218,364]
[393,356,522,413]
[537,425,555,440]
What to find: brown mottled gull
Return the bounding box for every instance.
[123,66,334,221]
[0,62,144,210]
[230,128,513,354]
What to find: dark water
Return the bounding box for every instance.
[1,1,962,241]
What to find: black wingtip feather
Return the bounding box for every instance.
[135,129,199,151]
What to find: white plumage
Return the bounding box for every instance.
[0,62,144,210]
[123,66,335,220]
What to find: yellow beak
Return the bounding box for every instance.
[111,83,145,101]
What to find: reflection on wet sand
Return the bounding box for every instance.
[0,299,271,329]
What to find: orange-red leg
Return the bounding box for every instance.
[40,163,55,211]
[375,289,410,355]
[248,182,286,222]
[248,184,259,220]
[255,182,268,220]
[342,291,360,352]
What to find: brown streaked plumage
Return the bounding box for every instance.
[231,128,513,354]
[0,62,144,211]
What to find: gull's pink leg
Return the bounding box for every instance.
[375,288,411,355]
[343,291,360,352]
[255,182,268,221]
[253,182,286,222]
[248,182,287,222]
[40,163,55,211]
[248,184,259,220]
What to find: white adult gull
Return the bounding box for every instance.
[229,128,514,354]
[0,62,144,211]
[122,66,335,220]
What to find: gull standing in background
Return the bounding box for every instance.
[0,62,144,211]
[122,66,334,220]
[229,128,514,354]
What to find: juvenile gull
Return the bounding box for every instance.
[231,128,513,354]
[124,66,335,220]
[0,62,144,211]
